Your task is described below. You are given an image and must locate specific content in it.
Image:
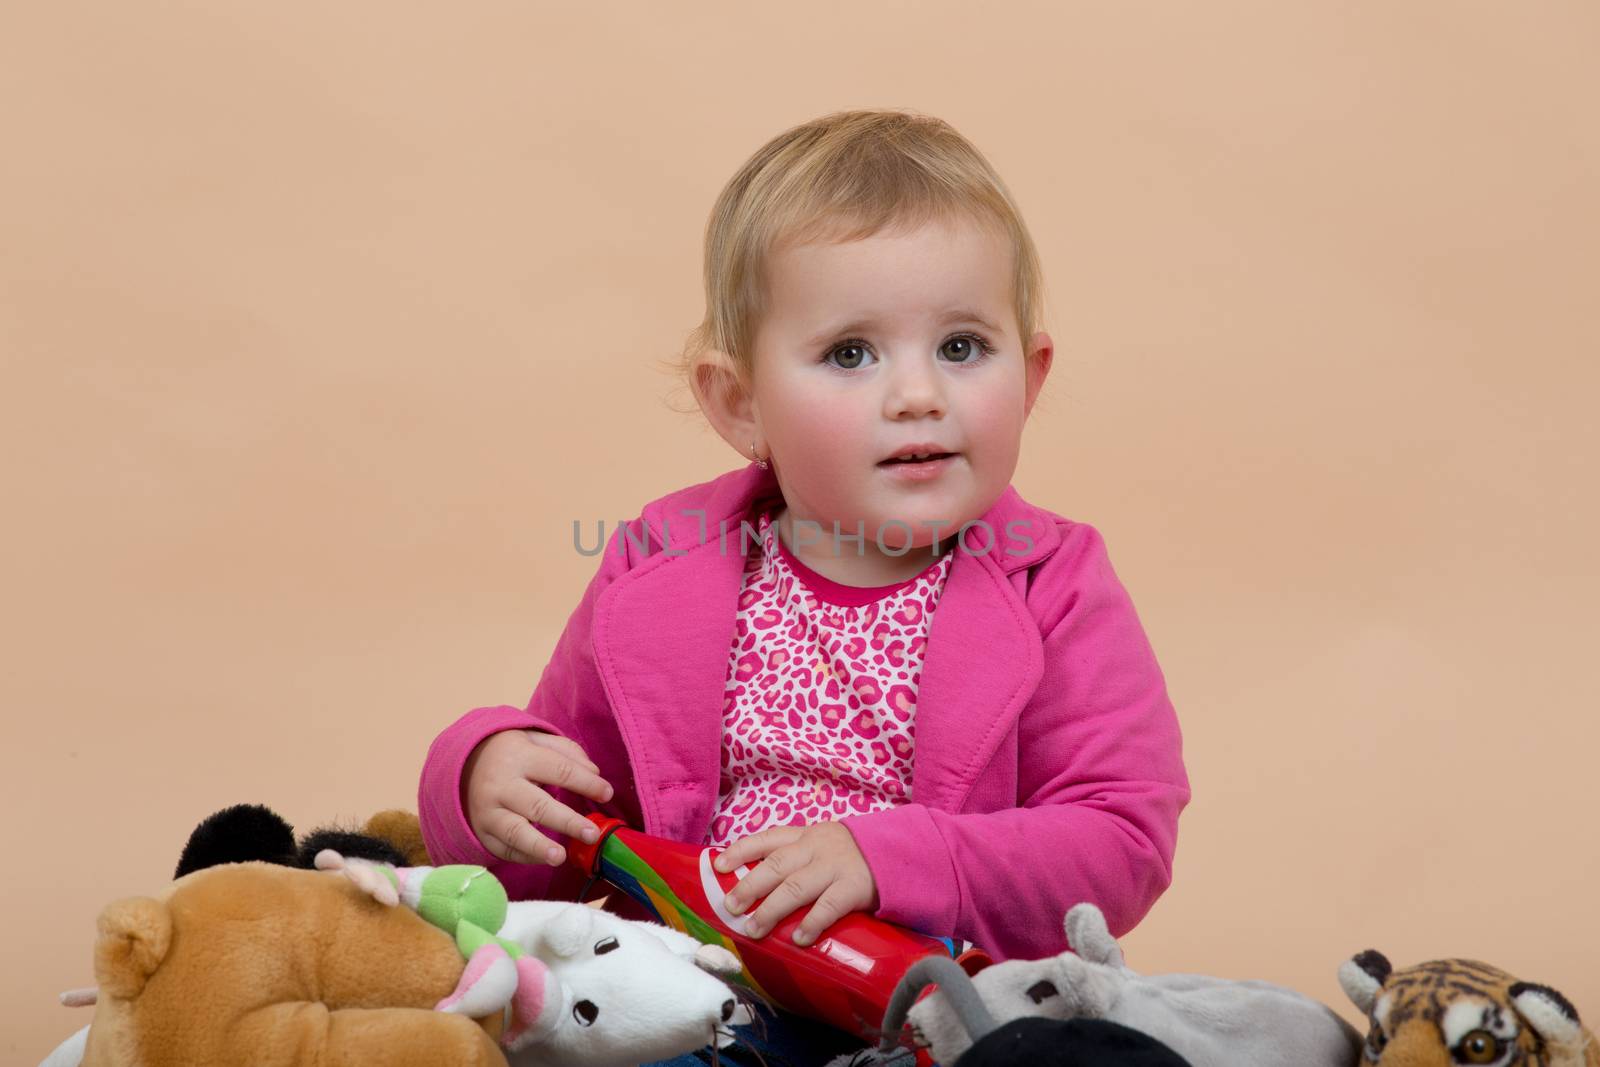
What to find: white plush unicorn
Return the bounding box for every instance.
[317,850,751,1067]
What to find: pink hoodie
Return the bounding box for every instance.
[418,462,1189,961]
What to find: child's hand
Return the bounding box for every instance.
[714,821,879,946]
[463,728,614,867]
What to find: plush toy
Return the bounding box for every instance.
[42,806,749,1067]
[173,801,418,876]
[1338,949,1598,1066]
[952,1017,1197,1067]
[364,806,434,865]
[319,849,751,1067]
[834,954,1194,1066]
[565,811,992,1047]
[48,861,507,1067]
[891,902,1360,1067]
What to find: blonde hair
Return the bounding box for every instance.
[661,108,1048,416]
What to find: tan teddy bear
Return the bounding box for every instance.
[71,860,505,1067]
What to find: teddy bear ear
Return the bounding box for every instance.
[361,809,432,867]
[94,897,172,999]
[1510,982,1584,1050]
[1337,950,1391,1014]
[1062,903,1124,969]
[174,803,297,877]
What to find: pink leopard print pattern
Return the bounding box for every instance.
[704,509,954,848]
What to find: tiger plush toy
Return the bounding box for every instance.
[1338,950,1597,1066]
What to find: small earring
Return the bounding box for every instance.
[751,441,769,470]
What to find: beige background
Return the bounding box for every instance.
[4,2,1598,1059]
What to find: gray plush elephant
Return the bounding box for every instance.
[900,903,1361,1067]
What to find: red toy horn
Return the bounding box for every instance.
[567,813,989,1062]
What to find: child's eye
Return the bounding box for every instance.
[825,341,875,370]
[939,333,995,363]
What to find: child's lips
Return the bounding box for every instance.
[876,451,958,467]
[877,453,959,479]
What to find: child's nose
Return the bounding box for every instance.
[883,359,947,419]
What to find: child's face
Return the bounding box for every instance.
[749,213,1051,552]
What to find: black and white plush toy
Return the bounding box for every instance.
[846,953,1193,1066]
[887,903,1360,1067]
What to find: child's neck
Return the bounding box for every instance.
[770,505,954,588]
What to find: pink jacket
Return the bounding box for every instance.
[418,461,1189,961]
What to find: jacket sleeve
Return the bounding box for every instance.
[841,522,1190,961]
[417,518,651,902]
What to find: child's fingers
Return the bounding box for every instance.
[791,878,866,946]
[504,778,602,852]
[524,743,615,806]
[483,807,563,866]
[742,865,827,939]
[523,730,601,775]
[723,838,809,917]
[715,825,802,874]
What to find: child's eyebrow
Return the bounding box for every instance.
[807,308,1003,345]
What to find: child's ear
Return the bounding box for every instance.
[692,349,762,456]
[1023,331,1054,417]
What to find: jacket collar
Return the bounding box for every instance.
[593,462,1056,840]
[648,461,1061,572]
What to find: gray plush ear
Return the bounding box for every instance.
[1062,903,1125,969]
[879,955,996,1053]
[1510,982,1585,1051]
[1049,950,1119,1019]
[1338,949,1391,1014]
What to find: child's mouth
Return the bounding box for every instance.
[878,452,957,467]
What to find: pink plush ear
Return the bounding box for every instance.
[437,943,519,1019]
[504,954,564,1050]
[313,849,399,906]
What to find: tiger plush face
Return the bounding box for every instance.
[1338,950,1598,1067]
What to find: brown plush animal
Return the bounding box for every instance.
[363,808,433,866]
[76,860,505,1067]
